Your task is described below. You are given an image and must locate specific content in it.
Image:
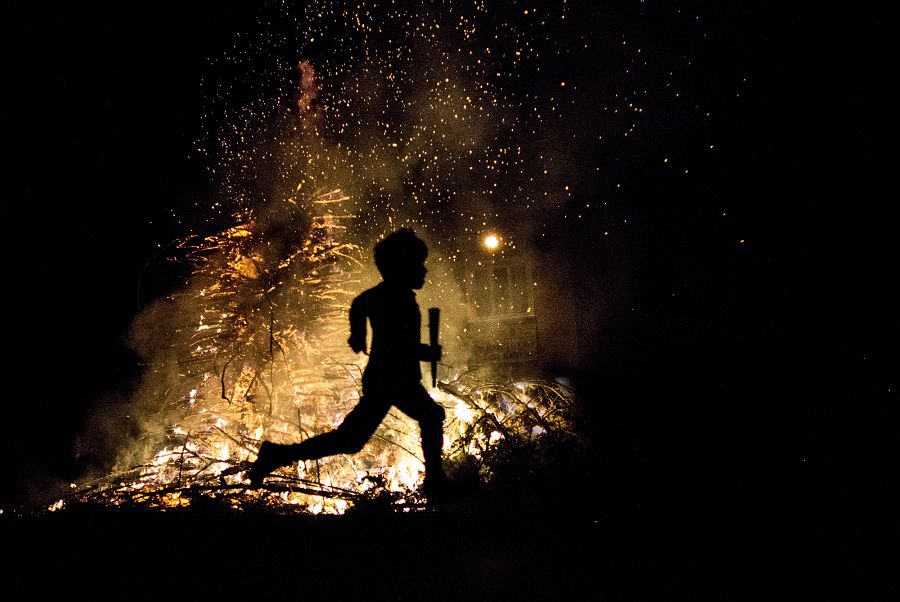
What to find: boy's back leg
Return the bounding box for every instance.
[299,395,392,457]
[248,396,390,486]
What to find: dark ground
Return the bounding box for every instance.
[3,496,896,600]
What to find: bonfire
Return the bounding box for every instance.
[49,190,584,516]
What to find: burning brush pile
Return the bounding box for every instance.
[49,192,586,516]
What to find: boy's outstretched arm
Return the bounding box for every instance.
[347,295,368,354]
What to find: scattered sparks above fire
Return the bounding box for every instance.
[49,0,742,515]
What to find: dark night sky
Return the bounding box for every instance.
[4,2,896,537]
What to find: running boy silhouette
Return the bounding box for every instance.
[248,228,455,500]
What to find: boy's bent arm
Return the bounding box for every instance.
[347,294,368,353]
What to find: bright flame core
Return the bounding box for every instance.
[483,233,500,251]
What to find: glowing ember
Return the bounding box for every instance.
[482,233,501,251]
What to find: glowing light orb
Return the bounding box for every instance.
[483,233,500,251]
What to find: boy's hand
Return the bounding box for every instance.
[348,335,367,354]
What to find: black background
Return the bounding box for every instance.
[4,2,897,590]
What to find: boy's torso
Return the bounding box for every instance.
[358,282,422,384]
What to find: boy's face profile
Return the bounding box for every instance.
[388,259,427,290]
[410,261,427,289]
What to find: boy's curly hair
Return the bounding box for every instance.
[373,228,428,279]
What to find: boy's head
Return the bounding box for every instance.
[374,228,428,289]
